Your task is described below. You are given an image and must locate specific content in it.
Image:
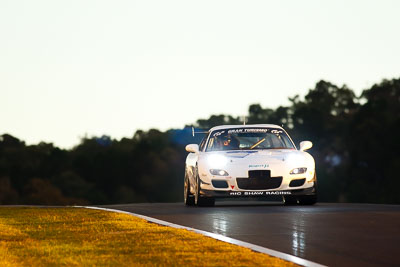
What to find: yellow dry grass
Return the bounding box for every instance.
[0,207,297,266]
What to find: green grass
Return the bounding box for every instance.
[0,207,297,266]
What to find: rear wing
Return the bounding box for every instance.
[192,127,208,137]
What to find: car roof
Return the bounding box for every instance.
[208,124,284,132]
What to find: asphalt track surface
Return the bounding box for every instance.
[101,202,400,267]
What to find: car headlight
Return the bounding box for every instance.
[210,169,229,176]
[207,154,228,168]
[290,167,307,175]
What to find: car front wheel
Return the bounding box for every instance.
[184,172,195,206]
[298,195,317,205]
[298,179,317,205]
[194,171,215,207]
[283,195,298,205]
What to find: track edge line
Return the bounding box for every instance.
[76,206,326,267]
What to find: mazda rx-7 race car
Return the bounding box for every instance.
[184,124,317,206]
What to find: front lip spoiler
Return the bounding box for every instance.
[200,186,316,198]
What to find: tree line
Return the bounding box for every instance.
[0,78,399,204]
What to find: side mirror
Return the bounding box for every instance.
[299,141,313,151]
[186,144,199,153]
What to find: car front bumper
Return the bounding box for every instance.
[200,185,316,198]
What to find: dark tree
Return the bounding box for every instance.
[0,78,399,204]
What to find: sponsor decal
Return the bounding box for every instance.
[229,191,292,196]
[228,128,269,134]
[213,131,225,137]
[213,128,284,136]
[225,128,284,134]
[248,164,269,168]
[270,129,283,134]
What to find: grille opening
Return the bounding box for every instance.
[212,180,229,188]
[289,178,306,187]
[237,177,282,190]
[248,170,271,178]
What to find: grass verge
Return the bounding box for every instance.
[0,207,297,266]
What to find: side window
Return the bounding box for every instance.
[206,137,215,151]
[199,133,209,152]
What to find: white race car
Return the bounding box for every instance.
[184,124,317,206]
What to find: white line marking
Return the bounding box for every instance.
[77,206,326,267]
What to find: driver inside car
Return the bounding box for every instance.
[221,134,240,150]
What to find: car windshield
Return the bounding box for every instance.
[206,128,295,151]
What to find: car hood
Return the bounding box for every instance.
[224,149,295,159]
[209,149,310,166]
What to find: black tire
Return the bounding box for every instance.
[298,179,318,205]
[298,195,317,205]
[283,195,298,205]
[194,170,215,207]
[184,172,195,206]
[198,197,215,207]
[284,175,318,206]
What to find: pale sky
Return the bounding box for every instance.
[1,0,399,148]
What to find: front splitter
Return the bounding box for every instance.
[200,186,316,198]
